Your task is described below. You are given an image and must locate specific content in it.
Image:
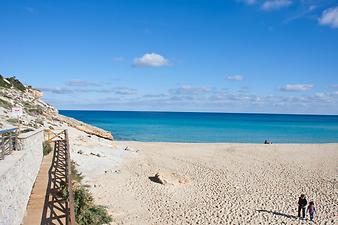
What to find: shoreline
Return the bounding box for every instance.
[114,140,338,144]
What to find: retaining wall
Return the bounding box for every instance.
[0,129,44,225]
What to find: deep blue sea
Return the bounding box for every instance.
[60,110,338,143]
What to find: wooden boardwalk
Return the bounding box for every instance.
[22,130,75,225]
[22,150,53,225]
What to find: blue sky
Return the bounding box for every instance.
[1,0,338,114]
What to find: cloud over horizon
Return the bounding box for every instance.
[66,80,99,87]
[40,81,338,114]
[280,84,314,92]
[133,53,169,67]
[227,75,245,81]
[40,86,137,96]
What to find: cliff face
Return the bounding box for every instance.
[0,76,113,140]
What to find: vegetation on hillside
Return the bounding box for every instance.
[7,118,18,125]
[71,161,112,225]
[0,98,12,109]
[43,141,53,156]
[0,75,26,91]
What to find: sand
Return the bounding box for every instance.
[69,129,337,224]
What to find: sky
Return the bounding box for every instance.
[1,0,338,114]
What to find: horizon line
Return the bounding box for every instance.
[58,109,338,117]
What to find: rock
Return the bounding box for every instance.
[151,172,166,185]
[77,150,83,154]
[26,87,43,99]
[55,115,113,140]
[149,172,189,186]
[124,146,139,152]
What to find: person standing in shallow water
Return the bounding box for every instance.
[307,201,316,221]
[298,194,307,219]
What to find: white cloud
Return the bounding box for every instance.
[46,84,338,114]
[168,85,211,95]
[40,87,74,94]
[133,53,169,67]
[66,80,99,87]
[319,7,338,28]
[40,86,137,95]
[280,84,314,91]
[227,75,244,81]
[113,87,137,95]
[261,0,292,11]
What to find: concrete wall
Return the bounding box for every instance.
[0,129,44,225]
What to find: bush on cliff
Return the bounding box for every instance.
[0,75,11,88]
[0,98,12,109]
[0,75,26,91]
[7,76,26,91]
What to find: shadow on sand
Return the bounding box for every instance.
[148,176,163,184]
[256,209,300,220]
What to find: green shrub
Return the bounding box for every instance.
[0,98,12,109]
[7,76,26,91]
[0,75,11,88]
[35,117,44,125]
[28,106,44,116]
[72,162,112,225]
[21,128,34,133]
[7,118,18,125]
[0,76,26,91]
[71,161,84,183]
[43,141,53,156]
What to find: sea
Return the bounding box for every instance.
[60,110,338,143]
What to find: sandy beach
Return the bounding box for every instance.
[69,129,337,224]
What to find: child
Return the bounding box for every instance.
[307,201,316,221]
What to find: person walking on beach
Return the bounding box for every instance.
[298,194,307,219]
[307,201,316,221]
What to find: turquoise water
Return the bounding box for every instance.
[60,110,338,143]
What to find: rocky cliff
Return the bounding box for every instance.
[0,76,113,140]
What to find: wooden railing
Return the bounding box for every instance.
[41,129,76,225]
[0,128,18,160]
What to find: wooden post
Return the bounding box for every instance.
[0,134,4,160]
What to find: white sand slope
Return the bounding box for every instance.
[69,132,337,225]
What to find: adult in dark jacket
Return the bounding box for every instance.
[298,194,307,218]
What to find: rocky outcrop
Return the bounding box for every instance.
[0,76,113,140]
[26,86,43,99]
[55,115,113,140]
